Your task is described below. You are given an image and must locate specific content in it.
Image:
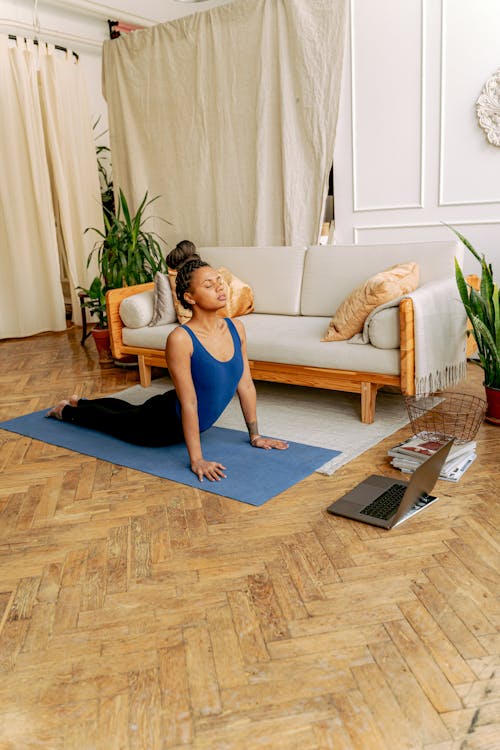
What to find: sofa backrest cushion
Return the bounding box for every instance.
[300,240,463,316]
[200,246,307,315]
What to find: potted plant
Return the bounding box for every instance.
[93,116,115,221]
[79,188,170,365]
[451,226,500,424]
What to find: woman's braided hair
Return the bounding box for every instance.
[166,240,209,310]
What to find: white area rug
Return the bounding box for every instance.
[113,377,411,475]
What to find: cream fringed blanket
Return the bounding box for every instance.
[407,279,467,395]
[353,278,467,395]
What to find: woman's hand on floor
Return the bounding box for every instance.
[191,459,227,482]
[251,436,289,451]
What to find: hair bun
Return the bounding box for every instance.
[166,239,198,271]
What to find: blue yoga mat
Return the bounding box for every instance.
[0,410,341,506]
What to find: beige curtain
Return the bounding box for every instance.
[0,36,102,339]
[103,0,346,248]
[38,45,102,327]
[0,36,65,338]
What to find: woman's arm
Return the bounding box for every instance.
[165,328,226,481]
[234,320,288,451]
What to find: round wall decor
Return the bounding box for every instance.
[476,69,500,146]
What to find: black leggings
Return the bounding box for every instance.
[61,389,184,447]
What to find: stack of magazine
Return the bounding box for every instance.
[388,433,476,482]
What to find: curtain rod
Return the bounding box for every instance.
[1,19,102,50]
[8,33,79,60]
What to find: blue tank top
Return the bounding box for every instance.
[175,318,244,432]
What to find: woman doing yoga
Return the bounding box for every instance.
[47,241,288,482]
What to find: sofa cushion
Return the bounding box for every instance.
[322,262,419,341]
[301,241,462,316]
[149,272,177,326]
[168,267,255,324]
[121,313,401,376]
[240,314,400,374]
[200,246,307,315]
[122,322,178,349]
[119,290,154,328]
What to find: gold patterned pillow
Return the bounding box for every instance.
[322,262,419,341]
[168,267,254,324]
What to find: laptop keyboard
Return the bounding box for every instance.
[360,483,407,520]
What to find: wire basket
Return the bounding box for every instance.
[405,392,487,444]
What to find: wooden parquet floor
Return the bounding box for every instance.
[0,327,498,750]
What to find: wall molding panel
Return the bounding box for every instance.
[334,0,500,271]
[42,0,156,25]
[351,0,425,213]
[354,217,500,241]
[438,0,500,207]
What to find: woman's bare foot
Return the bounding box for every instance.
[46,400,71,420]
[69,394,79,406]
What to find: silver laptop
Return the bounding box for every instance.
[326,439,454,529]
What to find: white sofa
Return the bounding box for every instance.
[106,240,465,423]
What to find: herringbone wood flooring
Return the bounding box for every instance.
[0,327,498,750]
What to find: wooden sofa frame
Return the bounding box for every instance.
[106,283,416,424]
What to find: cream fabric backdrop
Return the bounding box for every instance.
[38,47,103,327]
[0,36,102,339]
[0,36,65,338]
[103,0,346,248]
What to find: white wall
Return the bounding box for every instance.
[333,0,500,275]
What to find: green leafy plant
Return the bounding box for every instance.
[79,189,170,328]
[450,226,500,388]
[92,117,115,220]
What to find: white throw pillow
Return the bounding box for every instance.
[119,290,154,328]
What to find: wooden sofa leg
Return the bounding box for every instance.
[361,382,378,424]
[138,356,152,387]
